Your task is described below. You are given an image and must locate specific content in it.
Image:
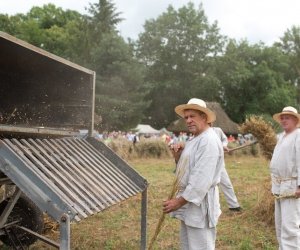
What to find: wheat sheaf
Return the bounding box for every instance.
[239,115,277,160]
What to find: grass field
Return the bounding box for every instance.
[5,152,277,250]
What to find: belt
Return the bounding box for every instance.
[273,193,298,200]
[271,175,297,184]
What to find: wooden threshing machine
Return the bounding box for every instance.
[0,32,148,250]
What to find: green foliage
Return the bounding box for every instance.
[89,35,148,130]
[0,4,83,59]
[87,0,123,37]
[216,40,297,123]
[135,3,226,127]
[83,1,149,130]
[276,25,300,104]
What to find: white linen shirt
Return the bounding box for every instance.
[270,129,300,195]
[212,127,228,147]
[171,127,224,228]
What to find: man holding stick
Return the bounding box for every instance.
[270,106,300,249]
[163,98,224,250]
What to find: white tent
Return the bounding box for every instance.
[132,124,160,135]
[160,127,171,135]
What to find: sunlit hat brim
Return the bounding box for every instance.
[175,104,216,123]
[273,112,300,126]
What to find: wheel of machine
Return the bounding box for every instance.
[0,194,44,247]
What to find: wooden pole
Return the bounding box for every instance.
[227,140,257,153]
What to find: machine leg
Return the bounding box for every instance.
[60,214,70,250]
[141,188,147,250]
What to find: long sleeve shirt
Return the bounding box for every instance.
[212,127,228,147]
[270,129,300,195]
[171,127,224,228]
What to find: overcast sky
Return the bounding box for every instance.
[0,0,299,45]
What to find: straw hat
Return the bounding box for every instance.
[175,98,216,123]
[273,106,300,126]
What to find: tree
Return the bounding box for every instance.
[87,0,123,36]
[92,33,149,130]
[0,14,19,35]
[216,40,297,122]
[86,0,149,130]
[135,3,226,128]
[275,26,300,104]
[0,4,83,60]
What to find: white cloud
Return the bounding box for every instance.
[0,0,299,45]
[202,0,300,44]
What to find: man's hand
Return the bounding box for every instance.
[170,143,185,163]
[223,146,230,152]
[163,197,187,213]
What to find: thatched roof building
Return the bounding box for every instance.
[167,102,239,135]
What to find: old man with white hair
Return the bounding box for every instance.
[163,98,224,250]
[270,106,300,249]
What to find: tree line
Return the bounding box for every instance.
[0,0,299,131]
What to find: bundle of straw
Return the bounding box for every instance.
[240,116,278,226]
[252,178,275,226]
[239,115,277,160]
[148,167,185,250]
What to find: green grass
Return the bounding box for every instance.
[3,154,277,250]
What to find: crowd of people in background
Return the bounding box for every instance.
[92,129,255,149]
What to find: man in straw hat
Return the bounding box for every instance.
[270,106,300,249]
[163,98,224,249]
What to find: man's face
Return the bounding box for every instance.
[279,114,298,132]
[183,109,207,136]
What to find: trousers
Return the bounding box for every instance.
[275,198,300,249]
[180,220,216,250]
[219,167,240,208]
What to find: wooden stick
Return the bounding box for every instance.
[148,165,186,250]
[227,140,257,153]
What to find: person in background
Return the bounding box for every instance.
[237,134,246,145]
[133,132,139,145]
[163,98,224,250]
[228,134,235,143]
[210,124,242,212]
[270,106,300,249]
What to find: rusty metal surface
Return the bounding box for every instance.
[0,137,146,221]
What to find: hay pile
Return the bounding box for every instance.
[43,213,59,234]
[240,115,277,226]
[107,138,172,160]
[252,179,275,226]
[239,115,277,160]
[107,137,137,159]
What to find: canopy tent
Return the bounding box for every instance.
[159,127,171,135]
[132,124,160,135]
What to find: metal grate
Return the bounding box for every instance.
[0,137,147,222]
